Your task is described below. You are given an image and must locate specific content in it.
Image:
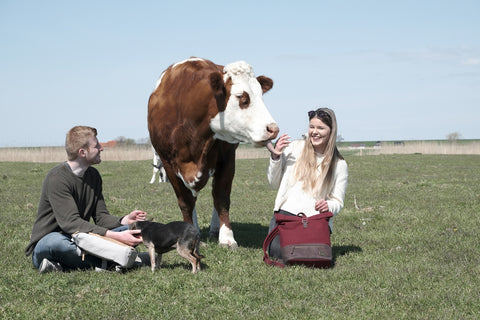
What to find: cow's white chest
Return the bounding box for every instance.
[177,169,215,197]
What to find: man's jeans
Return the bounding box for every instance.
[32,225,128,270]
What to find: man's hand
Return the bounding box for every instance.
[105,229,143,247]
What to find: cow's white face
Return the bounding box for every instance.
[209,61,279,145]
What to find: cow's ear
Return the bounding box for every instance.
[209,72,227,111]
[209,72,224,92]
[257,76,273,94]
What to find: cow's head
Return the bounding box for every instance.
[209,61,279,146]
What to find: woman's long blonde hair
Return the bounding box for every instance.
[294,108,344,198]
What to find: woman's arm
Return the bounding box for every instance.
[326,160,348,215]
[266,134,291,189]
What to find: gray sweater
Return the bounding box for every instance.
[25,162,122,256]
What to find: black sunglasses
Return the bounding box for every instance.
[308,110,329,119]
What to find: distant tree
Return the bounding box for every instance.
[115,136,136,146]
[337,134,344,143]
[446,132,461,142]
[136,137,150,145]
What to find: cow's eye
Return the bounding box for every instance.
[237,91,250,109]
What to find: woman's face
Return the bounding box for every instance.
[309,117,331,153]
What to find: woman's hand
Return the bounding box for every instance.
[266,134,290,160]
[121,210,147,225]
[315,199,329,213]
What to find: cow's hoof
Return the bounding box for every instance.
[219,241,238,250]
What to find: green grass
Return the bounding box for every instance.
[1,155,480,319]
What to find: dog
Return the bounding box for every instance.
[129,220,204,273]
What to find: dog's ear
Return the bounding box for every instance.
[148,218,154,222]
[129,221,137,230]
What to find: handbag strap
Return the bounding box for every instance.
[262,225,285,268]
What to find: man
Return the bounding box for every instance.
[25,126,146,273]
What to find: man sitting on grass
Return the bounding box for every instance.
[25,126,147,273]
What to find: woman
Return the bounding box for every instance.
[266,108,348,259]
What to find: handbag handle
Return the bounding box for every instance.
[262,225,285,268]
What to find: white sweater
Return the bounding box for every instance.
[267,139,348,230]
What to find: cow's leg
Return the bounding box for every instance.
[209,208,220,239]
[162,161,198,229]
[151,148,160,184]
[212,144,238,249]
[159,167,168,183]
[218,224,237,249]
[178,194,196,226]
[192,207,200,233]
[150,167,158,184]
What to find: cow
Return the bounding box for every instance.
[148,58,279,249]
[149,146,169,183]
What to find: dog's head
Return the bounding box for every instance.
[129,219,154,231]
[129,221,139,230]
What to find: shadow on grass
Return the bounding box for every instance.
[155,261,209,272]
[332,245,362,261]
[200,222,269,249]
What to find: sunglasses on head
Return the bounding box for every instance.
[308,109,329,119]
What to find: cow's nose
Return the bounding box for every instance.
[266,123,279,140]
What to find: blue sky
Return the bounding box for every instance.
[1,0,479,147]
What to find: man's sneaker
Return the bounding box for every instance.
[134,252,155,268]
[38,258,63,273]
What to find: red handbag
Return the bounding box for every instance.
[263,211,333,268]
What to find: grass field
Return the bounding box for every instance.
[1,153,479,319]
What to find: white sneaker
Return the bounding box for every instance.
[38,258,63,273]
[134,252,155,267]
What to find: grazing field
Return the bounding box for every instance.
[1,139,480,163]
[0,144,272,163]
[1,153,479,319]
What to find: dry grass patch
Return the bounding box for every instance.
[1,141,479,163]
[344,141,480,156]
[0,145,270,162]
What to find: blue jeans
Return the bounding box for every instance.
[32,225,128,270]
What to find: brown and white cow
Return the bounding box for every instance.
[148,58,279,248]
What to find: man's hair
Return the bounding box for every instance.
[65,126,98,161]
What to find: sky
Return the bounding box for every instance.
[1,0,479,147]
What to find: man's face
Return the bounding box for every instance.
[84,137,103,165]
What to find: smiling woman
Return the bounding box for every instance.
[264,108,349,261]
